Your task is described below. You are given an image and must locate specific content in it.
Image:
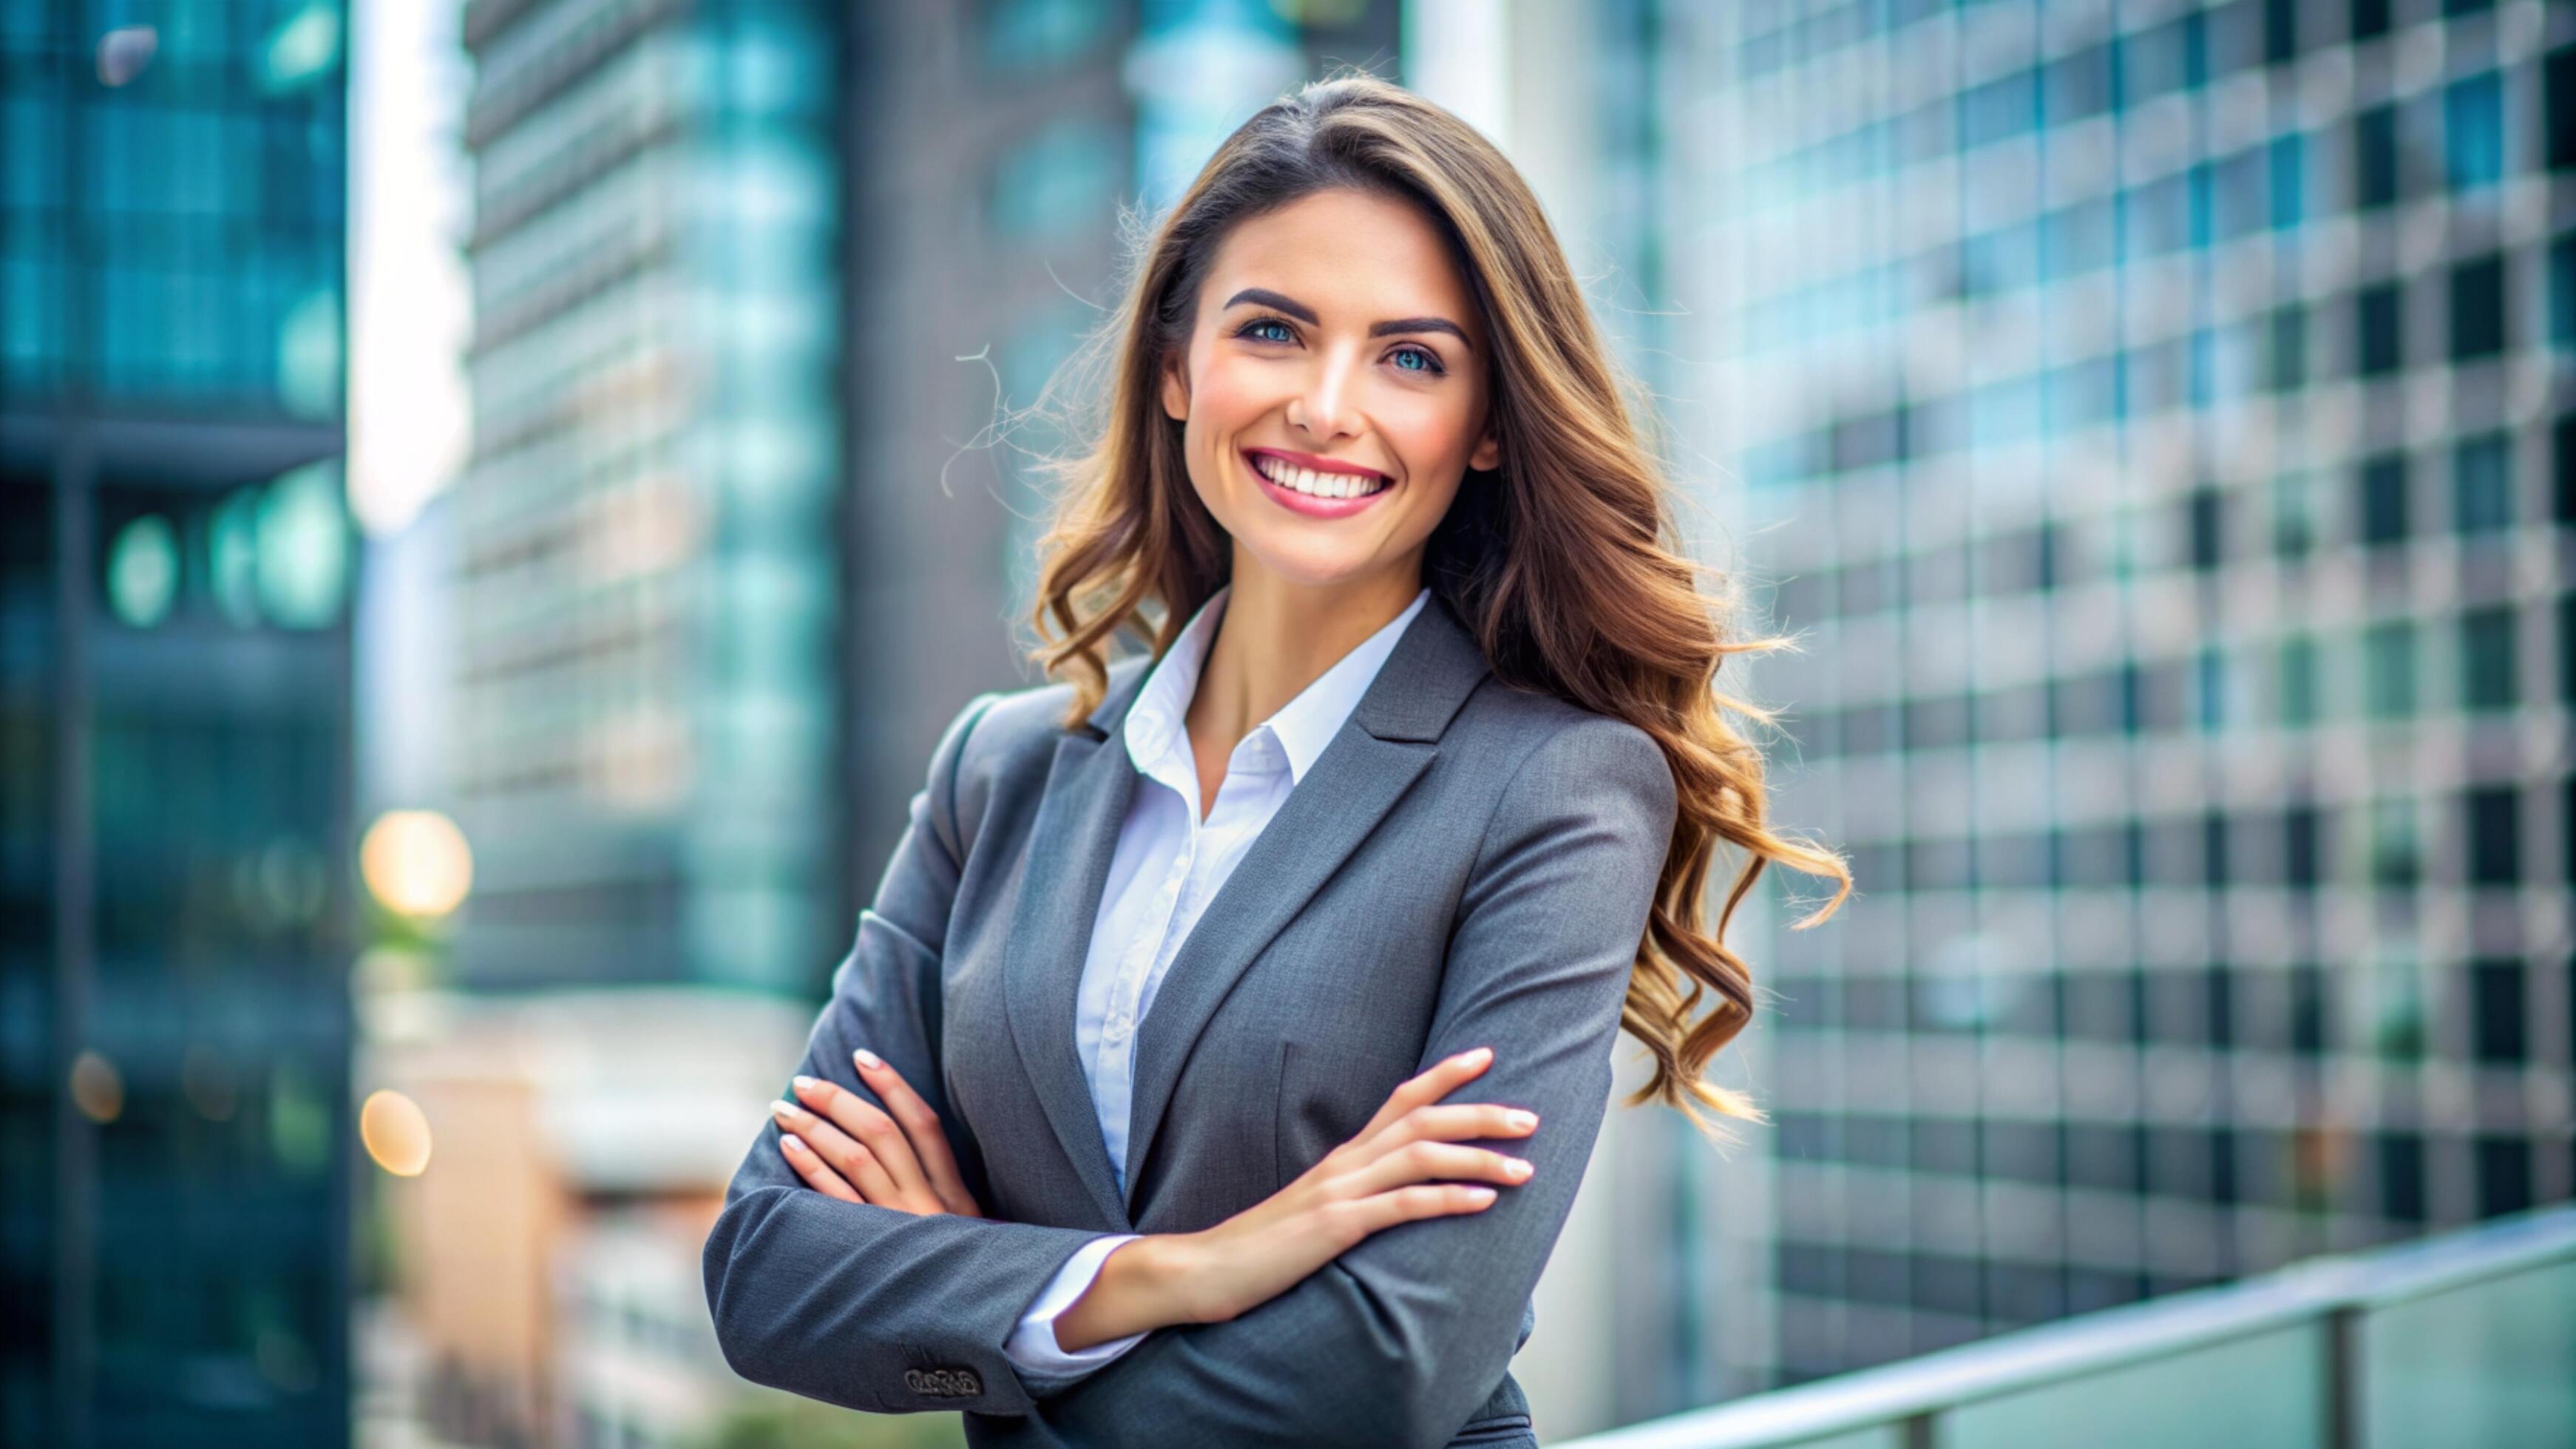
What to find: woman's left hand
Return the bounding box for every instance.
[769,1049,984,1218]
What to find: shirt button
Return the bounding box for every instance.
[1105,1014,1133,1042]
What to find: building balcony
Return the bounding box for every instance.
[1565,1201,2576,1449]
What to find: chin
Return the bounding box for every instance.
[1235,535,1390,591]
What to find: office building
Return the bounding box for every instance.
[450,0,848,991]
[0,0,357,1441]
[1653,0,2576,1398]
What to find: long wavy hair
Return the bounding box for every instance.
[1015,71,1851,1146]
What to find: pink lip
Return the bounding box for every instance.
[1243,449,1393,520]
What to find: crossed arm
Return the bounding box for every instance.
[702,696,1678,1444]
[700,690,1112,1416]
[1020,717,1678,1445]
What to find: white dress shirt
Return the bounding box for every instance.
[1000,583,1433,1387]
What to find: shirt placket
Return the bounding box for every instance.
[1105,759,1200,1065]
[1153,739,1274,994]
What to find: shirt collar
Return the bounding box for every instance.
[1123,584,1431,787]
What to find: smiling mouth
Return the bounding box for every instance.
[1244,450,1392,500]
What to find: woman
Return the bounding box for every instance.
[702,72,1849,1448]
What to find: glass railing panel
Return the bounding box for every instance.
[1938,1322,2327,1449]
[1561,1207,2576,1449]
[2363,1258,2576,1449]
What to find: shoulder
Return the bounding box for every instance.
[1459,679,1670,788]
[1445,684,1680,907]
[940,656,1153,784]
[923,658,1148,858]
[1454,680,1677,834]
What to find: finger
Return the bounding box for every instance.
[792,1076,934,1208]
[1355,1047,1493,1141]
[1365,1102,1540,1156]
[852,1049,980,1216]
[1351,1183,1499,1235]
[777,1133,861,1203]
[1344,1140,1533,1199]
[774,1096,905,1207]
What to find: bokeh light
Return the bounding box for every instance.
[258,461,350,625]
[69,1051,122,1124]
[94,24,154,86]
[360,809,473,918]
[359,1089,433,1177]
[260,2,341,95]
[106,514,178,628]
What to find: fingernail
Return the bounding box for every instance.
[792,1075,818,1093]
[1505,1110,1538,1131]
[1457,1046,1491,1065]
[769,1099,796,1120]
[1466,1187,1497,1204]
[854,1048,883,1070]
[1505,1157,1532,1178]
[780,1133,806,1154]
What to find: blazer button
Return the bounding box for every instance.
[904,1365,983,1398]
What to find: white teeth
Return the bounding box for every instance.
[1253,454,1383,500]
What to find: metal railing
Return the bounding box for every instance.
[1562,1201,2576,1449]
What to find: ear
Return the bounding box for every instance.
[1468,431,1501,472]
[1160,358,1189,423]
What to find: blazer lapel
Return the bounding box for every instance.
[1119,594,1491,1214]
[1000,659,1150,1231]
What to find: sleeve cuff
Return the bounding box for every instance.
[1002,1233,1150,1385]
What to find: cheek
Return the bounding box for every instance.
[1384,404,1482,490]
[1182,367,1264,507]
[1187,354,1274,437]
[1394,471,1465,543]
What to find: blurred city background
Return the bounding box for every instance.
[4,0,2572,1445]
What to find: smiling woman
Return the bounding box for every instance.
[702,69,1851,1449]
[1155,189,1500,602]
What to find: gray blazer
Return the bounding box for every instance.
[702,592,1679,1448]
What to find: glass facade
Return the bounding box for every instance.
[1,0,348,408]
[1659,0,2576,1397]
[1,0,355,1442]
[451,0,845,992]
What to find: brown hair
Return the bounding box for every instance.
[1016,70,1850,1145]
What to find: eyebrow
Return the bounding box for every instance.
[1221,287,1474,354]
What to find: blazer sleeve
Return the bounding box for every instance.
[700,690,1116,1416]
[1028,715,1682,1448]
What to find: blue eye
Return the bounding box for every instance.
[1392,345,1444,376]
[1231,315,1448,378]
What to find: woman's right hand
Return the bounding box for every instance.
[1053,1045,1539,1348]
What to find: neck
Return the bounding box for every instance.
[1186,554,1423,748]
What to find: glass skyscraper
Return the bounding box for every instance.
[1,0,356,1442]
[450,0,846,992]
[1650,0,2575,1399]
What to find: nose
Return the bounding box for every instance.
[1285,345,1362,443]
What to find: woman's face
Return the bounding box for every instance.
[1162,187,1502,594]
